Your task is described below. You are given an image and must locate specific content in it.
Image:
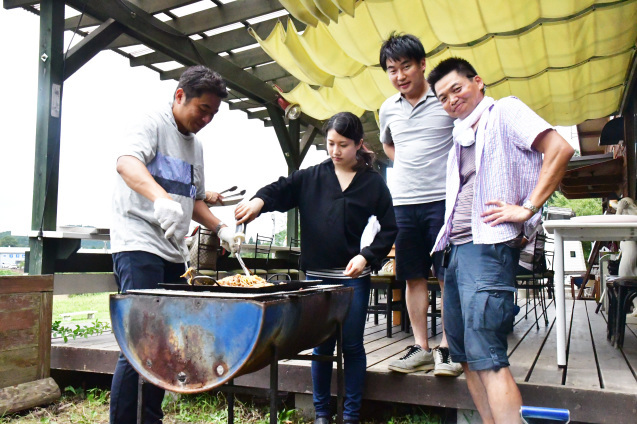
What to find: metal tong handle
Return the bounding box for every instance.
[219,185,237,195]
[223,189,246,200]
[235,252,251,278]
[171,236,190,273]
[234,222,250,277]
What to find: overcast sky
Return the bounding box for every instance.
[0,7,579,241]
[0,7,328,240]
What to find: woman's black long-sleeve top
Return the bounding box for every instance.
[254,159,397,271]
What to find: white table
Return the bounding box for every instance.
[28,228,110,241]
[543,219,637,367]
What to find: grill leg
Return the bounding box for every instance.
[336,322,344,424]
[227,379,234,424]
[270,346,279,424]
[137,376,144,424]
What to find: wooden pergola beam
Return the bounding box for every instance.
[158,49,274,81]
[245,62,289,82]
[64,0,322,130]
[299,125,318,162]
[64,19,124,80]
[167,0,283,36]
[560,175,624,187]
[266,104,297,169]
[3,0,39,8]
[65,0,283,36]
[133,0,200,14]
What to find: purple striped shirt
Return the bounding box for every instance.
[433,97,552,252]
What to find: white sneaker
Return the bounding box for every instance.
[433,346,463,377]
[388,345,434,373]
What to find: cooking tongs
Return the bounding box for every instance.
[234,222,251,277]
[204,188,246,207]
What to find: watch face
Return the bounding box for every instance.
[524,202,538,213]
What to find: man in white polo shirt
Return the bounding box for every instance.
[379,33,462,377]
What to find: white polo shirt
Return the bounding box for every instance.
[379,89,454,206]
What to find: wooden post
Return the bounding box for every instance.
[286,163,300,243]
[0,275,60,414]
[624,89,636,199]
[28,0,65,275]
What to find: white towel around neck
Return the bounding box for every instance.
[452,96,495,147]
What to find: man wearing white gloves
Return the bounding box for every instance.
[109,65,242,424]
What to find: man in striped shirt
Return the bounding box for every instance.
[428,58,574,423]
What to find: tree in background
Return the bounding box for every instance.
[547,192,603,259]
[0,232,28,247]
[0,235,19,247]
[547,191,602,216]
[274,228,287,246]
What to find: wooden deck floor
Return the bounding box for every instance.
[51,297,637,423]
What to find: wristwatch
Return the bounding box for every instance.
[522,200,540,214]
[215,222,226,235]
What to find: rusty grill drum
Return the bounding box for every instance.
[110,284,353,393]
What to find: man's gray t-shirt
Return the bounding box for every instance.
[111,102,206,263]
[379,90,454,205]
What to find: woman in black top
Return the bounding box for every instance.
[236,112,397,424]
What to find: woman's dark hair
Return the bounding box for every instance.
[176,65,228,101]
[379,32,426,71]
[323,112,375,171]
[427,57,481,97]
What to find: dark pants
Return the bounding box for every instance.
[110,251,184,424]
[394,201,446,281]
[309,275,370,422]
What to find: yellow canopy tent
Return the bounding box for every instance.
[251,0,637,125]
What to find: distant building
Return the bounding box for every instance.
[0,247,28,268]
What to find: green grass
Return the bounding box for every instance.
[0,389,443,423]
[53,292,114,325]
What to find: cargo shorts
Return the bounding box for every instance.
[443,242,519,371]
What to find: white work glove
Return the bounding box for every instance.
[153,198,184,239]
[218,226,244,254]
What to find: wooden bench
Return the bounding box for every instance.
[59,310,97,321]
